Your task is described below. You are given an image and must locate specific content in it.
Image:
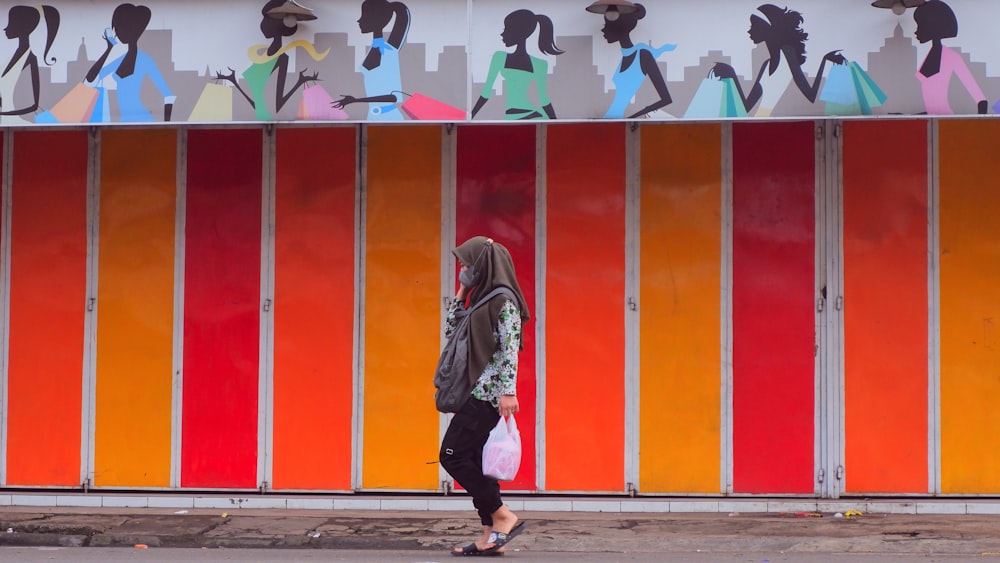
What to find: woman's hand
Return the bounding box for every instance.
[215,68,238,85]
[499,395,519,418]
[711,63,737,80]
[333,95,357,109]
[101,28,117,50]
[295,69,319,88]
[824,50,846,65]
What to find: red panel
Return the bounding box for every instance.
[456,125,536,491]
[545,123,626,491]
[272,128,356,490]
[5,130,89,486]
[181,129,262,488]
[843,121,928,493]
[732,121,815,494]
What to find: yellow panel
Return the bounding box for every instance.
[94,129,177,487]
[939,119,1000,493]
[639,124,722,493]
[362,126,442,489]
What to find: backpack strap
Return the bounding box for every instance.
[468,287,516,312]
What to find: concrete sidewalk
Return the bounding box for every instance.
[2,502,1000,556]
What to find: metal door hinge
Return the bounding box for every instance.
[87,297,96,312]
[627,297,637,311]
[818,468,826,483]
[835,296,844,311]
[836,465,844,480]
[263,298,273,313]
[816,298,825,313]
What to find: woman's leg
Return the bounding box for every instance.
[439,397,502,526]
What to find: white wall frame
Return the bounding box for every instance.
[0,130,13,487]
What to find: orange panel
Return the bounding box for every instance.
[272,128,356,490]
[842,121,928,494]
[6,130,89,486]
[545,123,626,491]
[362,126,442,490]
[94,129,177,488]
[638,124,722,493]
[939,119,1000,493]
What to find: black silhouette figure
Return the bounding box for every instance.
[471,9,564,120]
[713,4,845,116]
[0,5,58,122]
[913,0,986,115]
[216,0,325,120]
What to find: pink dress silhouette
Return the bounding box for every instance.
[916,46,984,115]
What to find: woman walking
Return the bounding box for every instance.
[440,236,530,557]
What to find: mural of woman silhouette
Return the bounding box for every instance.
[713,4,845,117]
[594,3,675,119]
[332,0,410,121]
[0,5,58,124]
[217,0,329,121]
[85,3,174,122]
[471,9,563,120]
[913,0,986,115]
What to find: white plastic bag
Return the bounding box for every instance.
[482,415,521,481]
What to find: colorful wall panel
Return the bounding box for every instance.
[181,130,263,489]
[639,124,722,494]
[732,122,816,494]
[362,126,442,490]
[544,123,626,492]
[94,129,178,488]
[456,125,537,491]
[5,131,89,486]
[271,128,356,491]
[939,120,1000,494]
[842,121,929,494]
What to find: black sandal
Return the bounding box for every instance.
[451,542,505,557]
[482,520,526,554]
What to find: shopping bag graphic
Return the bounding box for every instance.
[187,82,233,122]
[819,62,859,106]
[399,92,466,121]
[90,87,111,123]
[721,78,748,118]
[684,77,726,118]
[35,83,99,124]
[850,62,887,110]
[298,83,347,121]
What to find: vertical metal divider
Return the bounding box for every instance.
[721,122,734,495]
[0,130,14,486]
[535,124,547,492]
[813,120,828,498]
[928,120,941,495]
[81,127,101,489]
[258,126,277,492]
[830,121,846,499]
[352,124,368,491]
[623,122,640,494]
[439,123,458,492]
[171,128,188,489]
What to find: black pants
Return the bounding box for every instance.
[440,397,502,526]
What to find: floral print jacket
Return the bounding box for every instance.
[445,297,522,408]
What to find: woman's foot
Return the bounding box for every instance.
[451,525,505,556]
[483,506,523,551]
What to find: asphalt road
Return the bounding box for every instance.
[0,548,989,562]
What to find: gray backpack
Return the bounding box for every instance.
[434,287,516,413]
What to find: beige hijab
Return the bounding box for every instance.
[453,236,530,388]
